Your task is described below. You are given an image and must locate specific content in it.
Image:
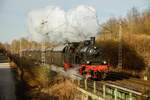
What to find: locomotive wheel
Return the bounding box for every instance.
[95,72,106,80]
[80,66,86,75]
[91,71,98,80]
[101,72,106,80]
[90,70,95,79]
[90,71,106,80]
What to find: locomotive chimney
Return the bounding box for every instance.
[91,37,95,45]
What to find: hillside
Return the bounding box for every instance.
[96,7,150,76]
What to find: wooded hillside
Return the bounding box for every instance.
[97,7,150,73]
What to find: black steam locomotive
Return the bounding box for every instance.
[22,37,109,79]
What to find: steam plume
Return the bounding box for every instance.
[28,5,100,42]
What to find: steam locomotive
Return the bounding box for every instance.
[22,37,109,79]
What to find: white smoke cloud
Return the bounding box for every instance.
[28,5,100,42]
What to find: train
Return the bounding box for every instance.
[21,37,109,79]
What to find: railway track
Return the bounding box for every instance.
[106,80,144,93]
[97,79,150,93]
[75,73,150,92]
[116,79,150,91]
[75,77,150,99]
[128,78,150,87]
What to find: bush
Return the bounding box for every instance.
[24,65,51,89]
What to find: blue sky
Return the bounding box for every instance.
[0,0,149,43]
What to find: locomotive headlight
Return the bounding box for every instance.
[86,61,90,64]
[103,61,107,64]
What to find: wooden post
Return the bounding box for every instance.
[129,92,132,100]
[78,80,80,86]
[83,94,88,100]
[93,81,96,93]
[114,88,118,100]
[103,84,106,98]
[84,79,87,90]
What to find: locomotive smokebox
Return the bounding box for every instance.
[90,37,95,45]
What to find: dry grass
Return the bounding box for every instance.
[27,75,78,100]
[23,65,51,89]
[123,33,150,66]
[48,77,77,100]
[21,65,79,100]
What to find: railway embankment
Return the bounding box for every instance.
[9,54,81,100]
